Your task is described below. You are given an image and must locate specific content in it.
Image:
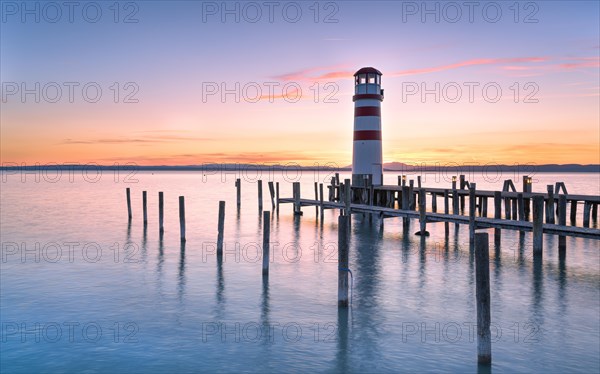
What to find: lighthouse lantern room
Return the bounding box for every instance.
[352,67,384,187]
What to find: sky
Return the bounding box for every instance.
[1,0,599,167]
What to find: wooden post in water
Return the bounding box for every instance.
[217,201,225,255]
[592,203,598,223]
[494,192,501,244]
[417,176,422,188]
[319,183,324,218]
[570,200,577,225]
[408,180,415,210]
[158,192,164,234]
[583,202,591,228]
[517,193,525,221]
[417,189,427,236]
[558,195,566,253]
[475,232,492,365]
[477,196,483,216]
[314,182,319,216]
[293,182,302,215]
[469,184,477,242]
[504,194,511,220]
[546,185,555,224]
[276,182,280,211]
[262,210,270,276]
[482,196,488,218]
[142,191,148,225]
[258,180,263,211]
[344,179,351,217]
[459,175,466,213]
[532,195,544,256]
[338,214,350,307]
[511,198,518,221]
[126,188,132,220]
[431,192,437,213]
[401,186,409,232]
[235,178,241,207]
[335,173,340,186]
[397,175,402,186]
[179,196,186,242]
[268,181,275,210]
[444,189,450,236]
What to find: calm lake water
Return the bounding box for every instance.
[1,170,599,373]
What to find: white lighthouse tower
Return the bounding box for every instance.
[352,67,384,186]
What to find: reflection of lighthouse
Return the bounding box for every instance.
[352,67,384,186]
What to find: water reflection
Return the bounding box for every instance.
[336,307,350,373]
[178,241,186,302]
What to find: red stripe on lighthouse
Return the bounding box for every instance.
[354,106,381,117]
[354,130,382,141]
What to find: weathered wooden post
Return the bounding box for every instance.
[319,183,324,218]
[558,195,566,253]
[314,182,319,216]
[511,198,518,221]
[158,191,164,234]
[408,180,415,210]
[494,191,501,244]
[268,181,275,209]
[444,189,450,236]
[293,182,302,216]
[469,184,477,242]
[481,196,488,218]
[431,192,437,213]
[516,193,524,221]
[583,202,591,228]
[452,187,459,216]
[570,200,577,225]
[235,178,241,207]
[459,175,466,213]
[179,196,186,242]
[217,201,225,255]
[262,210,270,276]
[475,232,492,365]
[546,185,555,224]
[417,189,427,236]
[504,193,512,220]
[338,214,350,307]
[142,191,148,225]
[592,203,598,222]
[276,182,280,211]
[451,176,457,190]
[335,173,340,186]
[417,176,422,188]
[258,180,263,211]
[402,186,409,232]
[344,179,351,217]
[532,195,544,256]
[126,188,132,220]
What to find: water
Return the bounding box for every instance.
[1,171,599,373]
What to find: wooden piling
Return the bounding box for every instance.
[504,195,511,220]
[431,192,437,213]
[217,201,225,255]
[477,196,483,216]
[126,188,132,220]
[268,181,275,209]
[319,183,324,218]
[444,189,449,236]
[511,198,518,221]
[344,179,351,217]
[142,191,148,225]
[459,175,466,213]
[452,188,459,216]
[418,189,427,236]
[408,180,415,210]
[469,184,477,242]
[558,195,566,253]
[546,185,555,224]
[338,214,350,307]
[475,232,492,365]
[258,180,263,211]
[335,173,340,186]
[235,178,241,207]
[417,176,422,188]
[532,195,544,256]
[482,196,488,218]
[262,210,270,276]
[179,196,186,242]
[293,182,302,215]
[276,182,280,211]
[517,193,525,221]
[592,203,598,222]
[314,182,319,216]
[397,175,402,186]
[158,191,164,234]
[494,191,501,244]
[570,200,577,225]
[583,202,591,228]
[402,186,409,232]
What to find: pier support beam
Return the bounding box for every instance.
[258,180,263,211]
[158,192,164,234]
[338,215,350,307]
[494,192,502,245]
[469,184,477,243]
[532,195,544,256]
[179,196,186,242]
[558,195,566,254]
[236,178,241,207]
[546,185,555,224]
[262,211,270,276]
[217,201,225,255]
[475,232,492,365]
[142,191,148,225]
[126,188,132,221]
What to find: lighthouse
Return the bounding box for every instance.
[352,67,384,187]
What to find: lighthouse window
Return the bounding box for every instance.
[368,75,376,84]
[359,75,366,84]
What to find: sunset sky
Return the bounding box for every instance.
[1,1,599,167]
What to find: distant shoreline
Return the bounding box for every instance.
[0,164,598,173]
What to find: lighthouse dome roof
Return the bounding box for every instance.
[354,67,382,76]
